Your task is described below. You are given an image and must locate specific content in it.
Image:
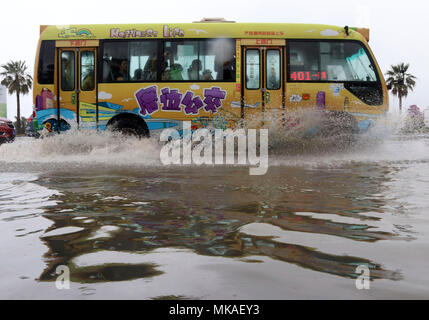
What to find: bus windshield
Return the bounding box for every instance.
[288,40,378,82]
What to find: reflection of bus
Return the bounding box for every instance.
[33,20,388,137]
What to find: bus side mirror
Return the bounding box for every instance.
[387,83,392,90]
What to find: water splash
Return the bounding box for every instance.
[0,129,163,167]
[1,109,427,171]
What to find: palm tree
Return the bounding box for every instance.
[385,63,416,114]
[0,61,33,133]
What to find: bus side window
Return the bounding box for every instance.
[288,40,378,84]
[38,40,55,84]
[102,42,129,82]
[164,41,198,81]
[81,51,95,91]
[162,39,235,82]
[61,51,75,91]
[266,49,281,90]
[246,49,260,89]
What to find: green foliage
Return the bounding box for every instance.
[0,60,33,130]
[385,63,417,112]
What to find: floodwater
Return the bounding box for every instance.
[0,118,429,300]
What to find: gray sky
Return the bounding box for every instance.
[0,0,427,119]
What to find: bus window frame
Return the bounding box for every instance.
[265,48,281,91]
[98,38,236,84]
[60,50,76,92]
[80,50,95,91]
[37,40,55,85]
[286,39,382,85]
[245,48,261,90]
[98,39,161,84]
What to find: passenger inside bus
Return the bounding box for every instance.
[188,59,202,80]
[61,57,74,90]
[133,68,143,81]
[162,63,184,81]
[220,58,235,81]
[81,72,94,90]
[113,59,129,81]
[169,64,184,80]
[143,51,158,80]
[202,69,213,80]
[161,51,184,81]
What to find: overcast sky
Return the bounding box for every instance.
[0,0,427,119]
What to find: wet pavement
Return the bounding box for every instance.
[0,130,428,299]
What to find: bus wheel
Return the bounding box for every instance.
[108,117,149,138]
[320,111,359,147]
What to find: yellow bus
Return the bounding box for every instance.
[33,19,388,137]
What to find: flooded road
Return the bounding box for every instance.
[0,128,429,299]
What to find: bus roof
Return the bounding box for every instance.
[39,23,369,42]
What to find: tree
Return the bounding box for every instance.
[385,63,416,114]
[0,61,33,134]
[14,116,28,134]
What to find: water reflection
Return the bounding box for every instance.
[35,163,405,286]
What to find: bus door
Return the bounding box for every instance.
[241,39,285,124]
[56,41,98,131]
